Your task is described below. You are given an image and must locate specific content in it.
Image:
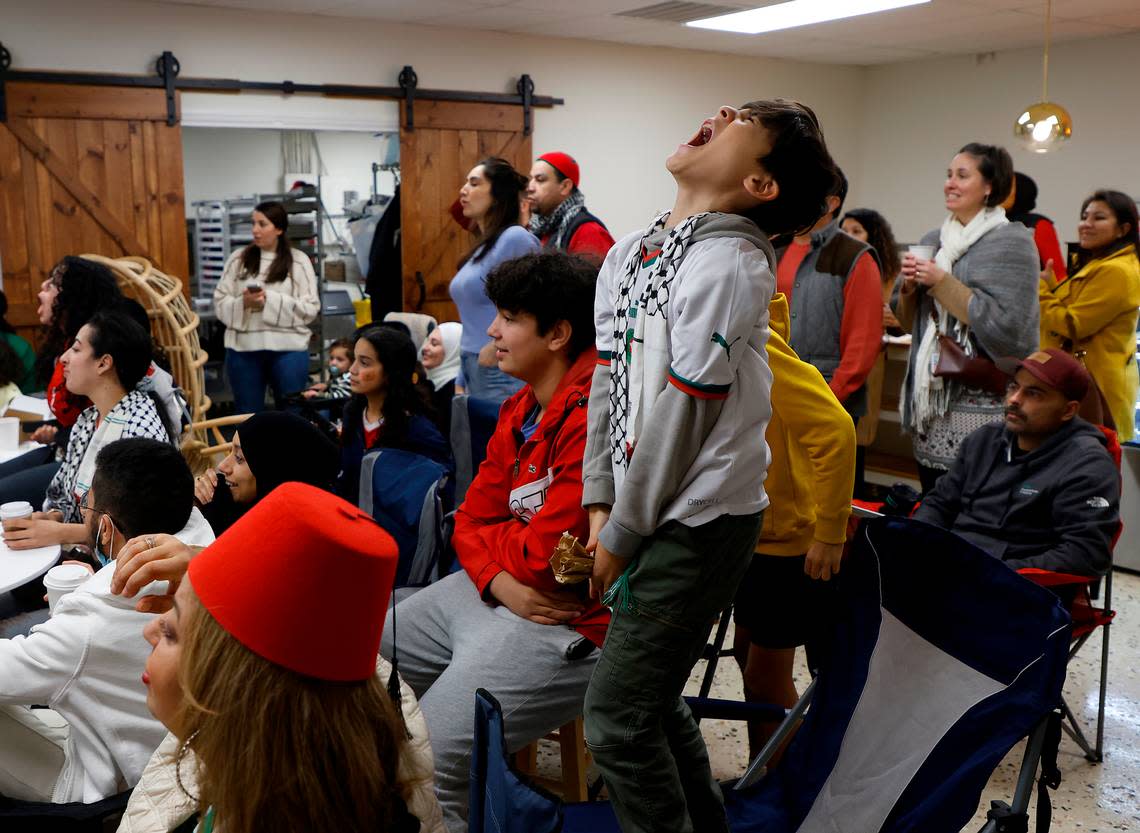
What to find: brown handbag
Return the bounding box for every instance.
[933,333,1010,395]
[1069,347,1116,430]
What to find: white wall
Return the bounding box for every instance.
[8,0,1137,248]
[857,31,1140,244]
[3,0,868,241]
[181,126,395,222]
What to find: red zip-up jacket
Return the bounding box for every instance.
[454,348,610,647]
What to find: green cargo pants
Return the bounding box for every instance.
[584,511,763,833]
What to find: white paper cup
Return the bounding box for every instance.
[0,417,19,451]
[908,244,936,260]
[43,563,91,614]
[0,500,33,531]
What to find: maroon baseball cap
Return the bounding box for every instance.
[998,348,1090,402]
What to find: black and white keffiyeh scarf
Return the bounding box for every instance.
[607,211,710,478]
[529,190,587,249]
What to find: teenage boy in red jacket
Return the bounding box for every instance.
[381,252,605,833]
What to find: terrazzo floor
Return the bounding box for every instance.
[533,569,1140,831]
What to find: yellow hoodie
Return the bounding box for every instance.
[759,294,855,555]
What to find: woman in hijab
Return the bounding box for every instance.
[192,411,338,536]
[420,321,462,437]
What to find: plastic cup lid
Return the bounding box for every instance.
[0,501,34,517]
[44,563,92,587]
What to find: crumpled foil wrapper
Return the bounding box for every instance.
[549,531,593,585]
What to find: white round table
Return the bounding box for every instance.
[0,539,62,594]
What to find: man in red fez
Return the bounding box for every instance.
[526,151,615,264]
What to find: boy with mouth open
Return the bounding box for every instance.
[583,100,839,833]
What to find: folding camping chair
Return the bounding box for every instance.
[359,448,451,589]
[470,517,1073,833]
[1011,423,1121,764]
[1016,567,1114,763]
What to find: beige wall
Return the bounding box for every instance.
[7,1,1137,247]
[856,31,1140,244]
[2,0,867,241]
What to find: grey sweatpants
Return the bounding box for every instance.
[380,570,598,833]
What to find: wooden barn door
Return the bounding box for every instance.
[0,82,188,345]
[399,101,532,323]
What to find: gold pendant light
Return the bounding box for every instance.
[1014,0,1073,153]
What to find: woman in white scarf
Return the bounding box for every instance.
[892,143,1039,493]
[421,322,462,392]
[420,321,463,438]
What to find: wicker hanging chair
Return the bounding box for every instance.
[79,253,211,432]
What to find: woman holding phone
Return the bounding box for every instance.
[214,201,319,414]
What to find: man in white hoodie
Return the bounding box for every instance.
[0,437,214,803]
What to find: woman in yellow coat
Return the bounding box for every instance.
[1040,189,1140,440]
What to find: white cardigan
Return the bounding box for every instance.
[213,248,319,353]
[117,656,446,833]
[0,509,215,803]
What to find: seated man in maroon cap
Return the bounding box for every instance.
[914,348,1119,576]
[381,251,606,832]
[526,151,615,263]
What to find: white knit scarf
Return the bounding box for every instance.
[906,206,1008,432]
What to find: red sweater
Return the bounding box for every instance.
[777,243,883,406]
[544,221,616,264]
[46,358,90,429]
[1031,218,1068,283]
[454,348,609,647]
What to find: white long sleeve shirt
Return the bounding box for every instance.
[214,248,319,352]
[0,508,215,802]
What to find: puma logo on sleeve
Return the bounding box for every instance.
[710,331,741,360]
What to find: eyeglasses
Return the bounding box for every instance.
[78,491,103,517]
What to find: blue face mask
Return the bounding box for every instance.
[94,515,116,568]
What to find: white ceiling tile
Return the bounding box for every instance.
[324,0,495,20]
[411,6,565,29]
[507,0,648,13]
[1048,0,1140,19]
[810,45,943,66]
[135,0,1140,65]
[1082,11,1140,27]
[508,14,656,38]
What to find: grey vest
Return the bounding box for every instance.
[782,221,873,418]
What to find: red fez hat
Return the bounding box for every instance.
[538,152,580,188]
[187,482,398,682]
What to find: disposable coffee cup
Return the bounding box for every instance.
[0,500,34,531]
[908,244,936,260]
[43,563,91,614]
[0,416,19,451]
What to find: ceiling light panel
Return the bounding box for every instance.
[688,0,932,34]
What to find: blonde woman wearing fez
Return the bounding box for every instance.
[892,142,1038,493]
[1039,189,1140,441]
[120,483,443,833]
[213,201,319,414]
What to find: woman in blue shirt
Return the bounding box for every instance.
[449,157,540,403]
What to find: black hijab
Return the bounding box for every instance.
[201,411,339,535]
